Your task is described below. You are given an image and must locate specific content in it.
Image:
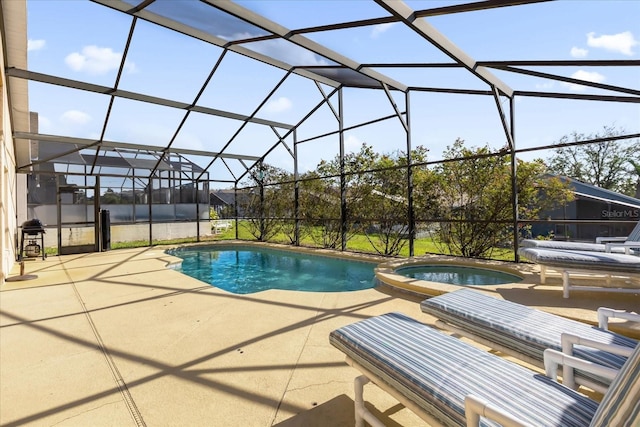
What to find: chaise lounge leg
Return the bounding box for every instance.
[354,375,385,427]
[354,375,368,427]
[562,271,570,298]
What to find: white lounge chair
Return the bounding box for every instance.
[330,311,640,427]
[420,288,639,393]
[520,219,640,254]
[518,246,640,297]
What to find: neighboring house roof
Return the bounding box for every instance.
[211,190,236,206]
[210,177,640,212]
[209,193,228,206]
[555,175,640,209]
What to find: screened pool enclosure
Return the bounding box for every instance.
[4,0,639,260]
[26,144,210,254]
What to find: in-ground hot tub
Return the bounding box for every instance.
[375,257,527,297]
[395,264,522,286]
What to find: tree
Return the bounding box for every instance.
[278,173,307,245]
[546,125,640,196]
[237,163,290,241]
[628,160,640,199]
[298,173,343,249]
[100,188,122,204]
[209,207,219,220]
[356,146,439,256]
[356,152,409,256]
[410,146,442,221]
[434,139,573,258]
[307,143,379,249]
[308,143,440,256]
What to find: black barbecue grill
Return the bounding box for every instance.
[20,219,46,260]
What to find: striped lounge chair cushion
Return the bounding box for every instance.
[520,239,629,253]
[420,289,637,389]
[330,312,599,427]
[521,220,640,253]
[590,342,640,426]
[517,247,640,274]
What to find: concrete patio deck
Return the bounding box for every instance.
[1,244,639,427]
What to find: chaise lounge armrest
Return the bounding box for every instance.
[420,289,637,391]
[598,307,640,330]
[596,236,627,244]
[468,337,632,427]
[544,348,620,392]
[460,342,624,426]
[465,395,532,427]
[555,332,634,392]
[561,333,636,358]
[605,241,640,254]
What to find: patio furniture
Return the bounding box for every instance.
[420,288,638,393]
[520,239,634,253]
[520,219,640,254]
[329,311,640,427]
[518,246,640,297]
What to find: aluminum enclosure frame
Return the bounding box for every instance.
[2,0,639,259]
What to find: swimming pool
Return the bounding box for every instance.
[395,265,522,286]
[167,245,376,294]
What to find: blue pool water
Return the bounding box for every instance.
[167,245,376,294]
[396,265,522,286]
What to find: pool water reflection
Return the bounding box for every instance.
[167,245,376,294]
[396,265,522,286]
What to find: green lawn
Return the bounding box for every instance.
[44,221,514,262]
[221,221,516,261]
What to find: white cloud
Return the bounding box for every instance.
[371,23,397,39]
[535,81,554,90]
[65,45,136,75]
[239,38,329,66]
[265,97,292,114]
[565,70,606,91]
[344,134,364,154]
[125,123,180,147]
[124,62,138,74]
[587,31,638,56]
[570,46,588,58]
[60,110,91,125]
[174,133,204,151]
[28,39,46,52]
[221,31,252,41]
[37,116,52,132]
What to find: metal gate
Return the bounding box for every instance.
[57,183,100,255]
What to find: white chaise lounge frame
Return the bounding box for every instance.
[348,358,440,427]
[521,219,640,254]
[421,289,639,394]
[330,311,640,427]
[348,357,534,427]
[518,247,640,297]
[537,263,640,298]
[431,307,638,394]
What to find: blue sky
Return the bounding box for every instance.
[25,0,640,186]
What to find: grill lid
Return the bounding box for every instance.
[22,219,45,233]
